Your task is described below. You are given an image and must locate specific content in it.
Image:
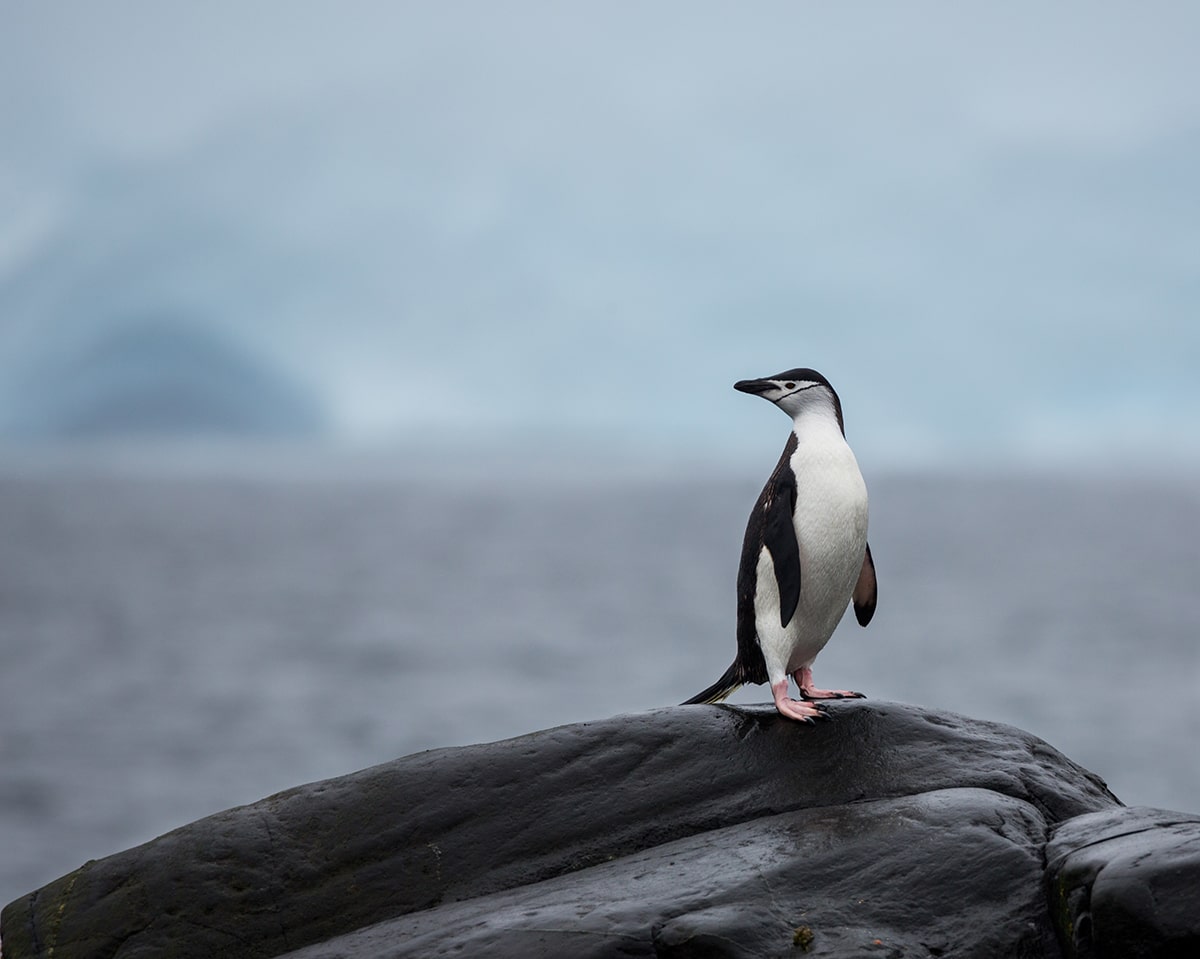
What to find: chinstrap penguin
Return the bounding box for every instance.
[683,368,877,722]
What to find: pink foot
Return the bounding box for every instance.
[771,680,828,723]
[794,667,864,701]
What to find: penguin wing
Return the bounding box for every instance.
[734,515,770,687]
[762,469,802,629]
[853,542,877,626]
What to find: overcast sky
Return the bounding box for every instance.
[2,2,1198,470]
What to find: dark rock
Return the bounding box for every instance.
[1046,806,1200,958]
[0,701,1131,959]
[280,788,1057,958]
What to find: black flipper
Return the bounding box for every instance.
[853,542,877,627]
[762,457,801,628]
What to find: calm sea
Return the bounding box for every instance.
[2,454,1198,908]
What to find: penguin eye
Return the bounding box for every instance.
[785,382,796,389]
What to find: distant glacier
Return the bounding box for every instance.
[2,319,324,439]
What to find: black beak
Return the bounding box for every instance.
[734,378,776,395]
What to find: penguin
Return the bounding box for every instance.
[683,368,877,722]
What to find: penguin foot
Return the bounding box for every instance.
[800,687,865,700]
[793,667,864,701]
[771,680,829,722]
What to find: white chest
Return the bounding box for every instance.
[788,425,869,579]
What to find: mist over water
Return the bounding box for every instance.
[1,455,1197,907]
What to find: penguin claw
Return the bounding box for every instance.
[785,700,829,723]
[770,680,829,722]
[792,668,863,701]
[800,689,865,701]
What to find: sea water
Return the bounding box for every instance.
[1,456,1197,907]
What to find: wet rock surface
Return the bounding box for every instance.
[1046,806,1200,958]
[281,787,1056,959]
[1,701,1192,958]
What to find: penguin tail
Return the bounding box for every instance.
[681,662,743,705]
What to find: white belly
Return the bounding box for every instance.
[755,428,868,681]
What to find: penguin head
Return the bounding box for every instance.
[734,368,844,425]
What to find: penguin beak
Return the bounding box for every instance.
[734,378,776,396]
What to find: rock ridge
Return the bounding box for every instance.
[4,700,1196,958]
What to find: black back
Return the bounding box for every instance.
[732,432,800,685]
